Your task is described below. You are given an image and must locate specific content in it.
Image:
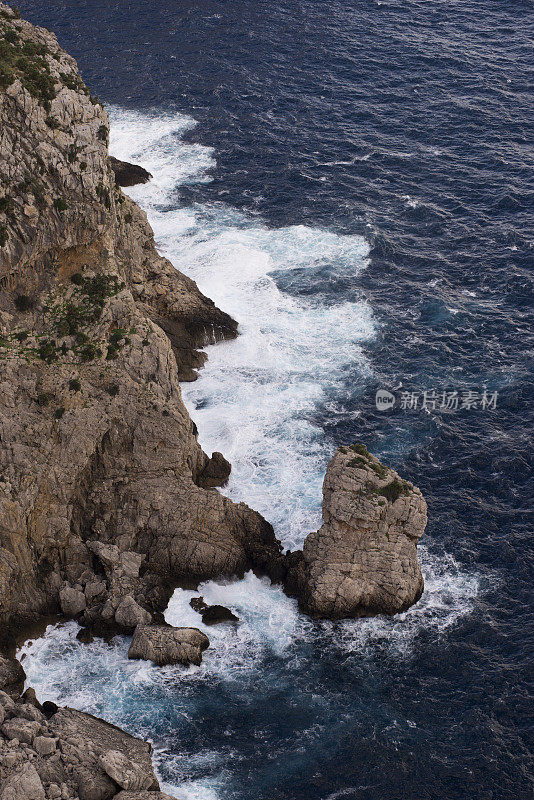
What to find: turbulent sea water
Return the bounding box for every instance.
[18,1,533,798]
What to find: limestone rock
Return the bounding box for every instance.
[2,717,41,744]
[0,763,45,800]
[286,445,427,618]
[128,624,209,666]
[114,596,151,630]
[33,734,57,755]
[99,749,153,791]
[59,586,87,617]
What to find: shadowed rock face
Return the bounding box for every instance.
[109,156,152,187]
[286,445,427,619]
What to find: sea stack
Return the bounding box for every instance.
[286,444,427,619]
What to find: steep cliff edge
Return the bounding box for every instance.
[0,2,283,639]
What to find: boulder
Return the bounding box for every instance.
[99,749,154,791]
[128,625,209,666]
[1,717,41,744]
[59,586,87,617]
[114,596,152,630]
[286,445,427,618]
[0,763,45,800]
[201,604,239,625]
[74,766,117,800]
[33,735,57,756]
[109,156,152,187]
[189,596,208,613]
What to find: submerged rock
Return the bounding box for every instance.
[109,155,152,187]
[286,445,427,618]
[128,624,209,666]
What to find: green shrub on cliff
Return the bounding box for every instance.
[0,23,56,107]
[378,478,409,503]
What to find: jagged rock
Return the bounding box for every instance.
[109,156,152,187]
[286,445,427,618]
[114,596,152,630]
[48,707,159,789]
[99,749,154,791]
[189,596,208,613]
[74,766,117,800]
[201,605,239,625]
[59,586,87,617]
[0,763,45,800]
[128,624,209,666]
[195,451,231,489]
[1,717,41,744]
[0,656,25,691]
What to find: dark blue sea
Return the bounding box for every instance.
[17,2,534,798]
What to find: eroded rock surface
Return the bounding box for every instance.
[128,624,209,666]
[286,444,427,618]
[0,653,165,799]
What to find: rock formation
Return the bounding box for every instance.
[128,624,209,666]
[285,444,427,618]
[108,157,151,188]
[0,2,284,643]
[0,654,165,800]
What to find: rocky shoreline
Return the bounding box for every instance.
[0,3,426,797]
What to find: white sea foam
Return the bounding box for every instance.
[109,106,373,546]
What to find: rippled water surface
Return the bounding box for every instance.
[18,1,534,798]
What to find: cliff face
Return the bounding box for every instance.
[0,2,282,638]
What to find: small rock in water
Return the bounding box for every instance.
[201,604,239,625]
[128,624,209,666]
[109,155,152,186]
[189,596,208,613]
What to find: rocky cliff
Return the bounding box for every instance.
[0,1,283,642]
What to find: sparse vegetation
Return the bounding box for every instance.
[378,478,409,504]
[107,384,119,397]
[54,407,65,419]
[69,378,81,392]
[349,442,369,458]
[53,197,68,212]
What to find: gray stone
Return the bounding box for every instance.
[286,446,427,618]
[128,625,209,667]
[0,763,45,800]
[33,735,57,756]
[0,656,25,691]
[1,717,41,745]
[59,586,86,617]
[114,596,151,630]
[98,749,154,791]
